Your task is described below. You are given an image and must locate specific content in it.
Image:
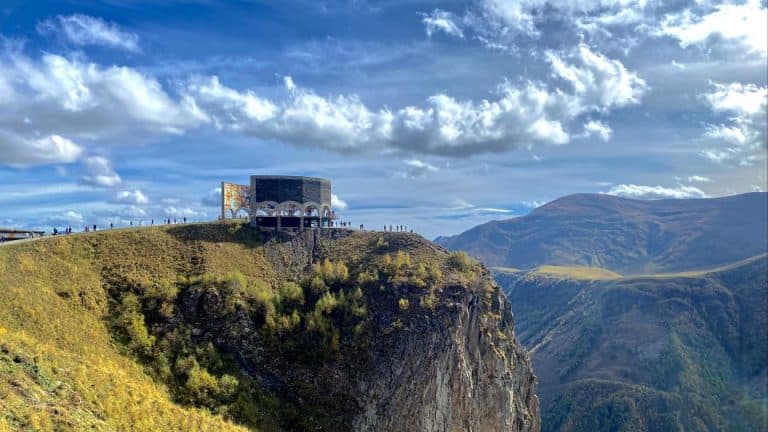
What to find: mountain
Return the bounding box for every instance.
[495,256,768,432]
[436,192,768,275]
[0,224,539,431]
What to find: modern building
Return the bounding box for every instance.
[220,175,337,231]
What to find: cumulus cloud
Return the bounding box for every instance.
[546,43,647,111]
[0,47,205,167]
[581,120,613,141]
[79,156,122,187]
[396,159,439,178]
[658,0,767,58]
[0,132,83,165]
[700,82,767,165]
[184,44,642,157]
[0,39,642,161]
[607,183,709,199]
[113,189,149,205]
[46,210,84,227]
[422,9,464,38]
[332,194,348,210]
[37,14,140,52]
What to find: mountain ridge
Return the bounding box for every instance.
[436,192,767,275]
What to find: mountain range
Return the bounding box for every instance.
[436,192,767,275]
[438,192,768,432]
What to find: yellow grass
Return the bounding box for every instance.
[0,227,251,431]
[529,265,623,280]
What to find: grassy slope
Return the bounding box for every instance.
[0,225,257,431]
[497,255,768,432]
[0,223,485,431]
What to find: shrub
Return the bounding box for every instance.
[278,282,304,307]
[420,293,438,310]
[447,251,475,272]
[117,293,155,356]
[374,236,389,250]
[398,298,410,311]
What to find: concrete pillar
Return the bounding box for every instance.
[300,217,304,231]
[277,215,281,231]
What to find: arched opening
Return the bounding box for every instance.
[235,208,250,219]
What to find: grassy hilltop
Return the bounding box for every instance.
[0,223,534,431]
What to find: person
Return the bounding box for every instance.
[183,217,187,224]
[53,228,58,236]
[151,219,154,225]
[93,224,97,231]
[110,222,113,229]
[0,235,4,243]
[130,221,133,227]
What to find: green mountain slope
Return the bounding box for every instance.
[437,192,767,275]
[495,254,768,432]
[0,223,538,431]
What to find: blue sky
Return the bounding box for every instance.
[0,0,766,238]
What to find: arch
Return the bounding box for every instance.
[321,205,332,219]
[279,200,302,217]
[303,201,321,217]
[235,208,250,219]
[254,201,279,216]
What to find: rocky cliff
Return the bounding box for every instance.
[0,223,539,431]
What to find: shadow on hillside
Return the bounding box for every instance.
[164,222,269,247]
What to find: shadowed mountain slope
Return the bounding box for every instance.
[495,254,768,432]
[437,192,767,275]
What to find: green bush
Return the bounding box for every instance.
[447,251,475,272]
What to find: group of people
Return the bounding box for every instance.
[48,217,190,236]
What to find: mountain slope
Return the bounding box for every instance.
[495,254,768,432]
[0,223,539,431]
[437,192,767,275]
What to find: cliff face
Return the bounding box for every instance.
[0,224,538,432]
[354,272,538,432]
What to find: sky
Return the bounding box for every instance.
[0,0,766,238]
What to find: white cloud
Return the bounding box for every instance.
[581,120,613,141]
[0,132,83,166]
[658,0,767,58]
[185,46,641,157]
[546,43,647,111]
[522,200,546,208]
[113,189,149,205]
[201,187,221,207]
[119,205,147,218]
[332,194,348,210]
[396,159,439,178]
[422,9,464,38]
[79,156,122,187]
[46,210,84,227]
[0,41,642,161]
[37,14,140,52]
[687,175,711,183]
[606,183,709,199]
[0,48,206,168]
[701,82,767,165]
[164,206,202,219]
